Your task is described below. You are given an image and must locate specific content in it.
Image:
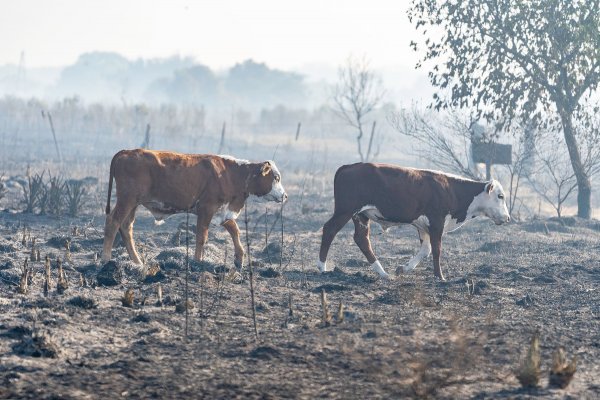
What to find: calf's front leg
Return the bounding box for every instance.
[222,219,245,269]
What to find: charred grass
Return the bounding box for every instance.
[0,181,599,399]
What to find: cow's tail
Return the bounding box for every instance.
[105,155,116,215]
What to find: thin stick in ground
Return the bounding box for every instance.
[244,204,259,340]
[185,212,190,339]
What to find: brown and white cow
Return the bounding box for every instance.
[318,163,510,280]
[102,149,287,267]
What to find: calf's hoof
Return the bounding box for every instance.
[234,259,243,270]
[317,260,328,273]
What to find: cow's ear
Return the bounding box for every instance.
[260,161,272,176]
[485,181,494,194]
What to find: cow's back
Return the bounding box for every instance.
[333,163,451,223]
[112,149,220,209]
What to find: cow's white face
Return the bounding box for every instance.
[261,161,288,203]
[469,180,510,225]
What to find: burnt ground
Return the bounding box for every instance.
[0,181,599,399]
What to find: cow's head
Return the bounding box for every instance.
[248,161,288,202]
[469,179,510,225]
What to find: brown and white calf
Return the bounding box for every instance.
[102,149,287,267]
[318,163,510,280]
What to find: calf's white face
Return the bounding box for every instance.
[262,161,288,203]
[469,179,510,224]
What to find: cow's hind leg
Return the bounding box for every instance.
[318,212,352,272]
[102,200,137,263]
[119,206,142,265]
[429,226,445,281]
[396,229,431,275]
[222,219,244,269]
[352,214,389,279]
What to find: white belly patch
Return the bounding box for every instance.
[211,203,239,226]
[357,205,403,231]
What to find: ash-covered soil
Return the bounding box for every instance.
[1,184,599,399]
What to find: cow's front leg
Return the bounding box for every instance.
[194,212,212,262]
[397,229,431,275]
[428,225,445,281]
[222,219,245,269]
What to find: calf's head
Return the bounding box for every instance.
[248,161,288,202]
[470,179,510,224]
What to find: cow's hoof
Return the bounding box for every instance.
[234,259,243,270]
[317,260,328,273]
[379,272,391,280]
[435,275,447,282]
[371,260,390,279]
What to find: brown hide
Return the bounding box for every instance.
[319,163,487,280]
[102,149,279,266]
[332,163,486,224]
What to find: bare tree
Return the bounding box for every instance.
[332,56,385,162]
[388,106,480,179]
[503,136,530,220]
[526,118,600,218]
[526,136,578,218]
[409,0,600,218]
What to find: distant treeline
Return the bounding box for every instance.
[0,53,310,111]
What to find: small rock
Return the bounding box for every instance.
[175,299,194,313]
[68,296,98,309]
[131,313,151,323]
[259,267,281,278]
[516,293,535,307]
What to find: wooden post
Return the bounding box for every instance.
[295,122,301,141]
[218,122,226,154]
[366,121,377,162]
[486,161,492,180]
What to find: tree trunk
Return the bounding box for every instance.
[356,124,365,162]
[561,111,592,219]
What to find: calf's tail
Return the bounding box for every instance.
[105,156,116,215]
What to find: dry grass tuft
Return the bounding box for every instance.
[320,289,332,327]
[30,237,37,262]
[122,288,135,307]
[516,332,541,388]
[548,347,577,389]
[56,258,68,294]
[44,255,52,296]
[156,283,163,306]
[336,301,345,323]
[18,258,30,294]
[64,240,72,262]
[0,173,7,201]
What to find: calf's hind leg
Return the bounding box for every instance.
[352,214,389,279]
[119,206,142,265]
[318,212,352,272]
[102,200,137,263]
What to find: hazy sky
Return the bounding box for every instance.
[0,0,417,71]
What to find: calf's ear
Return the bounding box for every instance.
[485,181,494,194]
[260,161,272,176]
